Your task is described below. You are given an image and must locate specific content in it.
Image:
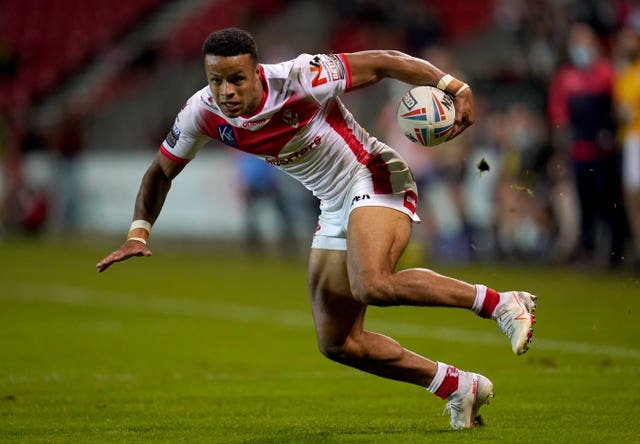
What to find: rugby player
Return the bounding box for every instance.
[97,28,537,429]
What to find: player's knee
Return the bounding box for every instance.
[317,339,359,364]
[350,275,394,306]
[318,342,347,362]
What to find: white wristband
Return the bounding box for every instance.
[130,220,152,233]
[436,74,455,91]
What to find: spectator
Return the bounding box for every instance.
[548,22,627,268]
[614,27,640,269]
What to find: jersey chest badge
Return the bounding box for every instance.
[282,109,299,128]
[217,124,239,148]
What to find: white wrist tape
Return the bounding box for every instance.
[436,74,455,91]
[130,220,152,233]
[127,220,152,244]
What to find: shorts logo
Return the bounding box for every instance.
[217,124,238,148]
[403,189,418,214]
[351,194,371,206]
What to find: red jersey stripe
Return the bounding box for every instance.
[325,100,392,194]
[197,94,320,157]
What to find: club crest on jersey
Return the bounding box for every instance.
[217,124,238,148]
[282,109,299,128]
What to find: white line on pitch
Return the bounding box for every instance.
[3,282,640,360]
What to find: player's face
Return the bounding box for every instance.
[204,54,263,117]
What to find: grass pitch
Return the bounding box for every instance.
[1,238,639,443]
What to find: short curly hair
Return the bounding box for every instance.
[202,28,258,64]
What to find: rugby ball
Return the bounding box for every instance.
[396,86,455,147]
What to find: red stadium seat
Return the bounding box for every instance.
[0,0,166,112]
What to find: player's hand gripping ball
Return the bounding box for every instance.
[396,86,455,147]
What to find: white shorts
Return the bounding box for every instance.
[623,133,640,190]
[311,175,420,251]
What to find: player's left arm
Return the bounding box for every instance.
[344,50,474,138]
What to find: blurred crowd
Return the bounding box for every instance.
[353,0,640,271]
[1,0,640,272]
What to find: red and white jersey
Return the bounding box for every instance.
[160,53,414,202]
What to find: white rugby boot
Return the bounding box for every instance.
[493,291,537,355]
[443,371,494,430]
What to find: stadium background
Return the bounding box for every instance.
[1,0,639,262]
[2,2,640,442]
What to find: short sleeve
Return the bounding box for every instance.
[295,53,352,105]
[159,93,209,164]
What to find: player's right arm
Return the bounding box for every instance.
[97,91,208,273]
[96,153,186,273]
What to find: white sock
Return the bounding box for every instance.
[471,284,487,315]
[427,362,447,394]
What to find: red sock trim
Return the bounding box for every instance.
[479,288,500,318]
[434,366,459,399]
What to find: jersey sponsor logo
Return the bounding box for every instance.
[217,124,239,148]
[309,56,328,87]
[266,135,321,166]
[309,55,345,88]
[241,119,269,129]
[325,54,346,81]
[165,125,181,148]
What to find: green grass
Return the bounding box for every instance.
[1,238,639,443]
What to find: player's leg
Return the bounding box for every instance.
[308,246,494,429]
[308,248,436,387]
[347,205,536,355]
[346,205,473,307]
